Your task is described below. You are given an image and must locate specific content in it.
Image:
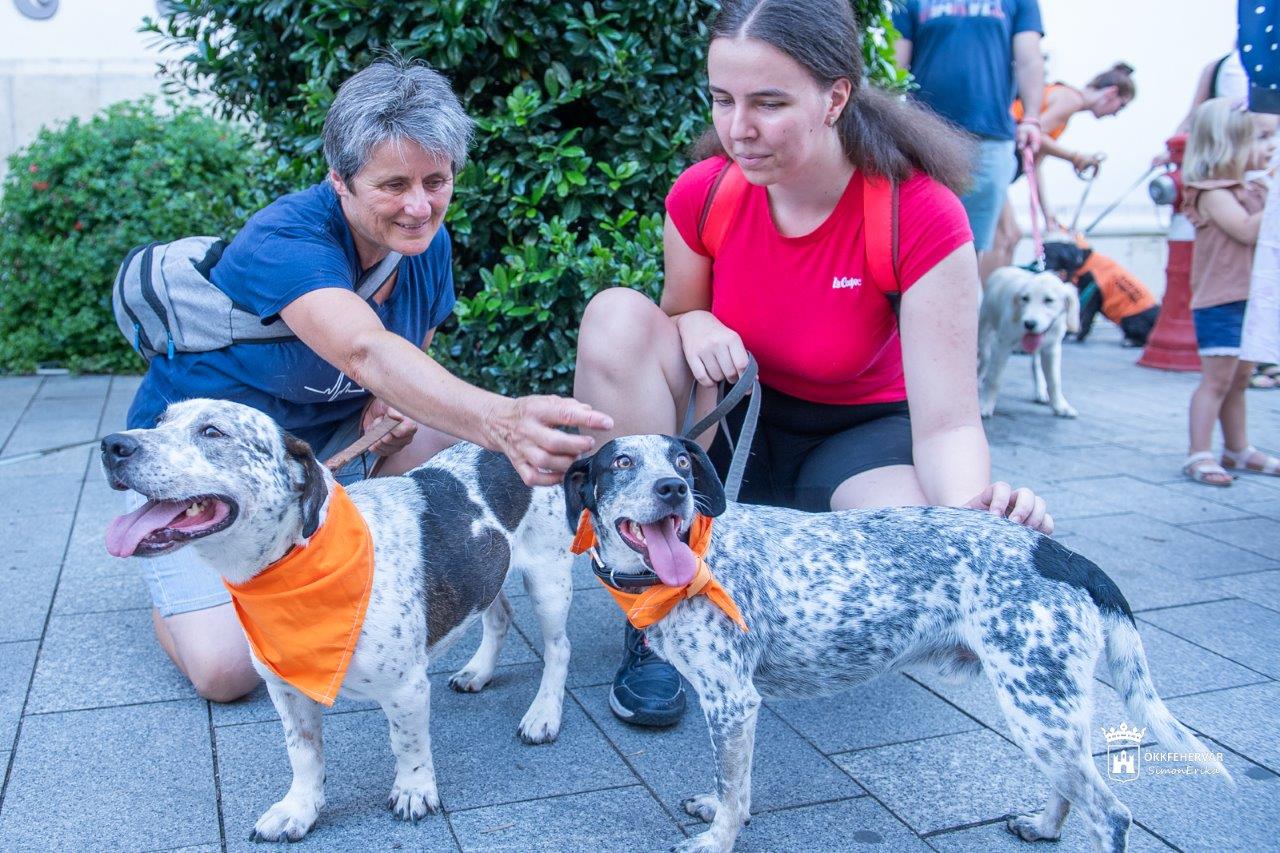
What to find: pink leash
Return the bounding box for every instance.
[1021,144,1046,270]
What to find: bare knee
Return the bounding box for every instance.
[187,654,259,702]
[577,288,668,373]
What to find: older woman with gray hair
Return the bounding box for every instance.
[123,56,611,702]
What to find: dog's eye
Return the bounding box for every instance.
[675,454,691,470]
[1021,294,1031,302]
[1044,296,1055,304]
[201,424,226,439]
[612,454,633,469]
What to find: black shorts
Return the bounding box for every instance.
[707,383,913,513]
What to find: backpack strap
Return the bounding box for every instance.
[697,160,751,256]
[354,251,402,300]
[861,173,900,301]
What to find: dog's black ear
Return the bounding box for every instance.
[678,438,727,517]
[563,456,595,533]
[283,432,328,538]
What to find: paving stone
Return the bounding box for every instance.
[511,585,621,689]
[25,608,196,713]
[210,681,377,728]
[833,729,1047,834]
[1067,514,1278,579]
[0,700,218,852]
[0,641,37,752]
[1060,476,1250,525]
[927,817,1171,851]
[1164,477,1280,520]
[1184,516,1280,562]
[1092,621,1267,698]
[51,554,149,615]
[33,375,113,400]
[990,442,1116,483]
[766,674,979,754]
[1201,568,1280,613]
[1138,599,1280,679]
[1061,445,1191,487]
[1061,535,1224,612]
[0,473,81,519]
[0,513,74,570]
[0,444,92,478]
[216,709,456,852]
[0,564,59,642]
[574,684,863,818]
[731,797,932,852]
[1167,683,1280,772]
[449,785,678,852]
[1085,747,1279,851]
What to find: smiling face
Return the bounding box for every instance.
[707,36,849,184]
[331,139,454,267]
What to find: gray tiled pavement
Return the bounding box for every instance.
[0,323,1278,851]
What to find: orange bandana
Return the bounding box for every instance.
[571,511,747,632]
[223,484,373,706]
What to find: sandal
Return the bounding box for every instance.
[1183,452,1234,487]
[1221,445,1280,476]
[1260,364,1280,379]
[1249,372,1279,389]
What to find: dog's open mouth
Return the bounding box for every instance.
[105,495,238,558]
[615,515,697,587]
[1021,331,1045,353]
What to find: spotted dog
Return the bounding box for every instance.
[100,399,573,842]
[566,436,1228,853]
[980,266,1081,419]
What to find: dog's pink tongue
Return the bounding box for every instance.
[641,517,697,587]
[1021,331,1045,353]
[105,499,188,558]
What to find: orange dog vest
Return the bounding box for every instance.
[223,484,373,706]
[571,511,747,632]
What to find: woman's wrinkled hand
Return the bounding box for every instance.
[360,398,417,457]
[487,396,614,487]
[964,481,1054,535]
[677,310,751,387]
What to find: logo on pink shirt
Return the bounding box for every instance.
[832,276,862,289]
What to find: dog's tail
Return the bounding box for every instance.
[1102,612,1232,784]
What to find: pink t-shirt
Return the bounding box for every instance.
[665,156,973,405]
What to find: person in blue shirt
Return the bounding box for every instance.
[125,57,612,702]
[893,0,1046,275]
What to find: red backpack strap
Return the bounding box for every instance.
[862,173,900,298]
[697,160,751,256]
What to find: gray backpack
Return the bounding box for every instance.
[112,236,402,361]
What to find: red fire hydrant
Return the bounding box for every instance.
[1138,135,1201,372]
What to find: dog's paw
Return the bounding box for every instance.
[517,699,563,744]
[682,793,720,823]
[1005,811,1062,842]
[448,667,493,693]
[671,831,729,853]
[1052,402,1078,418]
[249,796,322,843]
[387,780,440,822]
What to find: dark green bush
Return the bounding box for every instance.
[0,100,271,373]
[145,1,902,395]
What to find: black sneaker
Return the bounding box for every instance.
[609,623,686,727]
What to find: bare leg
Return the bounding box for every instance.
[830,464,928,511]
[1220,359,1254,453]
[252,681,326,841]
[152,604,259,702]
[979,198,1020,284]
[1189,355,1238,453]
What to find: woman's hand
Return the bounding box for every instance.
[1069,151,1104,177]
[676,310,750,386]
[964,482,1054,535]
[360,398,417,457]
[486,396,613,487]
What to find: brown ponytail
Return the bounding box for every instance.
[693,0,974,194]
[1087,62,1136,100]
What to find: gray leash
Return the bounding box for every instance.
[680,353,760,503]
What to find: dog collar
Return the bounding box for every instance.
[223,484,374,706]
[570,511,748,632]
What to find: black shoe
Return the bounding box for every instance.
[609,623,686,727]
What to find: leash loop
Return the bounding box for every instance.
[680,353,760,503]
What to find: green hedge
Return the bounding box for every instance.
[144,0,903,395]
[0,100,271,373]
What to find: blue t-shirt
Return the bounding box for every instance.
[127,181,456,450]
[894,0,1044,140]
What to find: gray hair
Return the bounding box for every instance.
[322,57,474,183]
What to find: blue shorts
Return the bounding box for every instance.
[960,139,1016,252]
[1193,300,1247,356]
[130,411,377,617]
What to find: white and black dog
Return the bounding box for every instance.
[980,266,1081,418]
[100,399,574,842]
[566,436,1228,853]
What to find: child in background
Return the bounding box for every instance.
[1181,98,1278,486]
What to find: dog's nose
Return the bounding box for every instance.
[1023,319,1037,330]
[101,433,140,464]
[653,477,689,507]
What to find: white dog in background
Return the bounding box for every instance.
[979,267,1081,419]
